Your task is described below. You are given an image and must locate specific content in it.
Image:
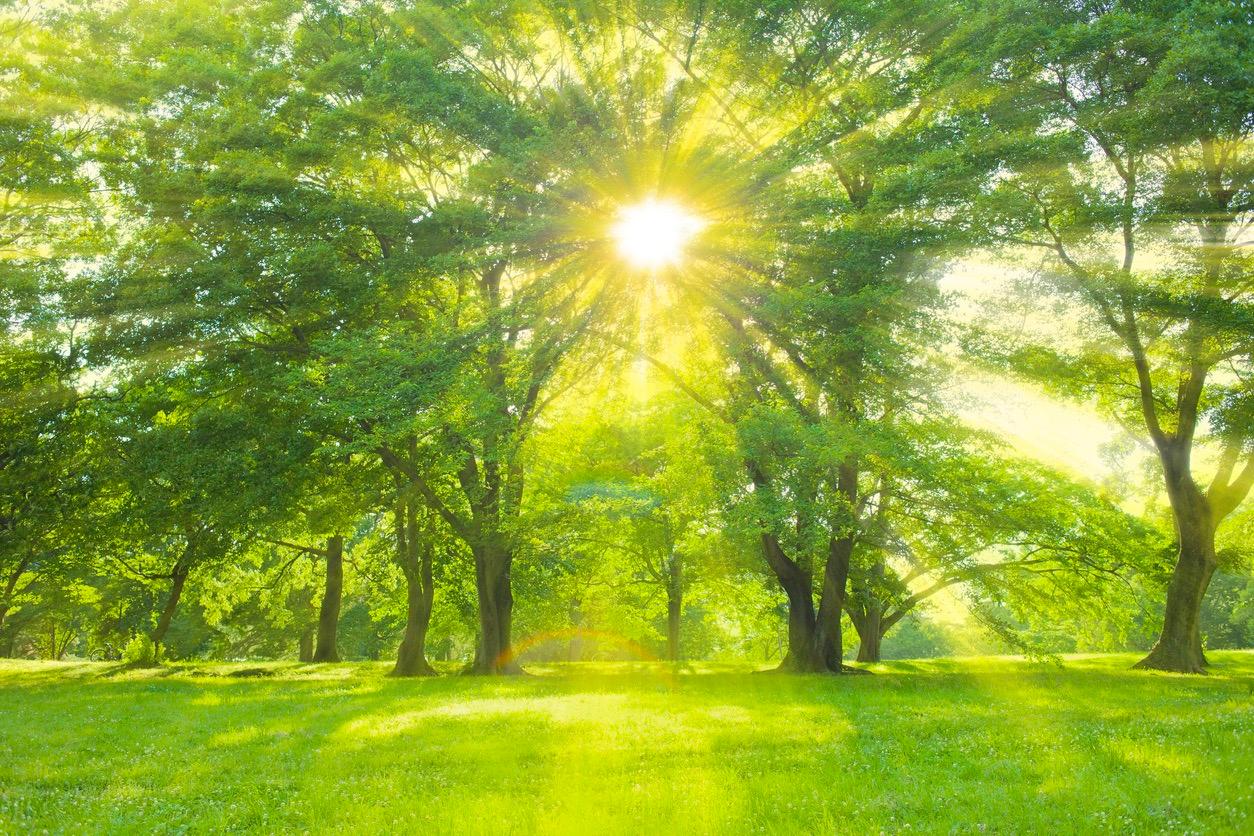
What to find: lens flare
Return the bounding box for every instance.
[611,199,704,269]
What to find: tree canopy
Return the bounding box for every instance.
[0,0,1249,675]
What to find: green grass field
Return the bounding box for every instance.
[1,653,1251,834]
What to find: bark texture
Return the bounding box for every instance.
[468,543,519,674]
[1135,473,1217,673]
[312,535,343,663]
[392,497,437,677]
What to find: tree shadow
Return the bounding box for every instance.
[1,654,1250,831]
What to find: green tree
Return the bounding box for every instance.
[664,0,1003,671]
[844,428,1162,662]
[529,386,723,662]
[977,0,1253,671]
[0,4,97,650]
[92,389,310,660]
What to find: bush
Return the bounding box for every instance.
[121,635,156,667]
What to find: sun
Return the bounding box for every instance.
[611,199,704,269]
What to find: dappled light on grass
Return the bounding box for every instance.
[1,655,1251,832]
[332,694,641,742]
[207,726,263,748]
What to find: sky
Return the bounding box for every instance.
[954,372,1131,481]
[939,257,1149,486]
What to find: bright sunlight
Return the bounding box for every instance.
[4,0,1251,833]
[611,199,704,269]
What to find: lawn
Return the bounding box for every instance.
[1,653,1251,834]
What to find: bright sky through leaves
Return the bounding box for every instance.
[611,199,704,269]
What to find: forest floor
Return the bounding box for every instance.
[0,652,1251,834]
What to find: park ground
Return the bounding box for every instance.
[0,653,1251,834]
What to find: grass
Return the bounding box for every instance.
[0,653,1251,834]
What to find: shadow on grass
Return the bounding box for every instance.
[0,653,1251,831]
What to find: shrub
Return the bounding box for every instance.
[121,635,156,667]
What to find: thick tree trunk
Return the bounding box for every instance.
[761,534,824,672]
[814,534,853,671]
[312,535,343,663]
[471,556,499,673]
[150,563,189,662]
[1135,514,1216,673]
[496,563,514,666]
[1136,457,1218,674]
[392,501,437,677]
[468,544,520,674]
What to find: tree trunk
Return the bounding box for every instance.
[814,533,853,672]
[312,535,343,663]
[496,560,515,667]
[849,561,886,663]
[1136,458,1218,674]
[812,460,861,673]
[665,552,683,662]
[471,554,499,673]
[392,566,436,676]
[1135,509,1216,673]
[666,586,682,662]
[762,534,824,672]
[772,553,819,670]
[298,628,314,662]
[568,598,584,661]
[853,607,883,663]
[468,543,520,674]
[392,501,436,677]
[150,563,189,662]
